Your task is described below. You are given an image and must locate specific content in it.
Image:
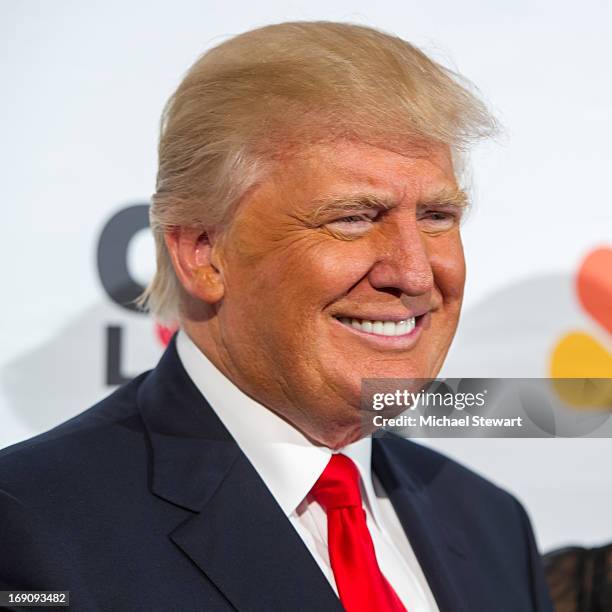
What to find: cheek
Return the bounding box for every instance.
[300,241,374,290]
[235,232,375,307]
[429,235,465,302]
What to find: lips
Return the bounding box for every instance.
[332,306,431,338]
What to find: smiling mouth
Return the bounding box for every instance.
[334,316,421,337]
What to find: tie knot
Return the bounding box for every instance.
[310,454,363,511]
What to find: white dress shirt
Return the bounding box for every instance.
[176,330,439,612]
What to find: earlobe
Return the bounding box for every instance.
[164,227,225,305]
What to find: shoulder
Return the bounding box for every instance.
[0,372,157,590]
[375,434,531,533]
[379,434,517,499]
[375,436,553,610]
[0,371,151,506]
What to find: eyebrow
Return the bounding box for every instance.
[301,193,396,226]
[301,186,469,226]
[419,186,469,208]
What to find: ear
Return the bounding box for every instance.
[164,226,225,304]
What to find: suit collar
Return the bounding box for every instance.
[176,329,385,530]
[138,337,343,611]
[373,434,470,612]
[138,335,240,511]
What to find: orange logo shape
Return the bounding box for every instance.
[576,248,612,334]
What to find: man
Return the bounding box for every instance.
[0,21,553,611]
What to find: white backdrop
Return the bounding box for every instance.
[2,0,611,553]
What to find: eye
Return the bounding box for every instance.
[338,214,371,223]
[417,207,463,232]
[324,209,381,235]
[338,209,380,223]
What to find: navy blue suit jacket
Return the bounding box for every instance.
[0,339,553,611]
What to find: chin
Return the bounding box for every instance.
[354,358,437,381]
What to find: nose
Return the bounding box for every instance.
[367,218,434,297]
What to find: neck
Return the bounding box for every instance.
[179,321,372,450]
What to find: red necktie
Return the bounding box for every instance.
[310,454,407,612]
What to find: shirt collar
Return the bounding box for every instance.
[176,330,384,526]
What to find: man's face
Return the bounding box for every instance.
[212,139,466,445]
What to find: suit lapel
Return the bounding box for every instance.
[373,435,471,612]
[170,452,343,612]
[138,339,342,612]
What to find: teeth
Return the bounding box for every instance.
[383,321,395,336]
[338,317,416,336]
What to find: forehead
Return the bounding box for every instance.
[271,139,458,208]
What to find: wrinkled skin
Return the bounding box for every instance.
[168,139,467,448]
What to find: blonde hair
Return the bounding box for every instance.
[140,21,496,322]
